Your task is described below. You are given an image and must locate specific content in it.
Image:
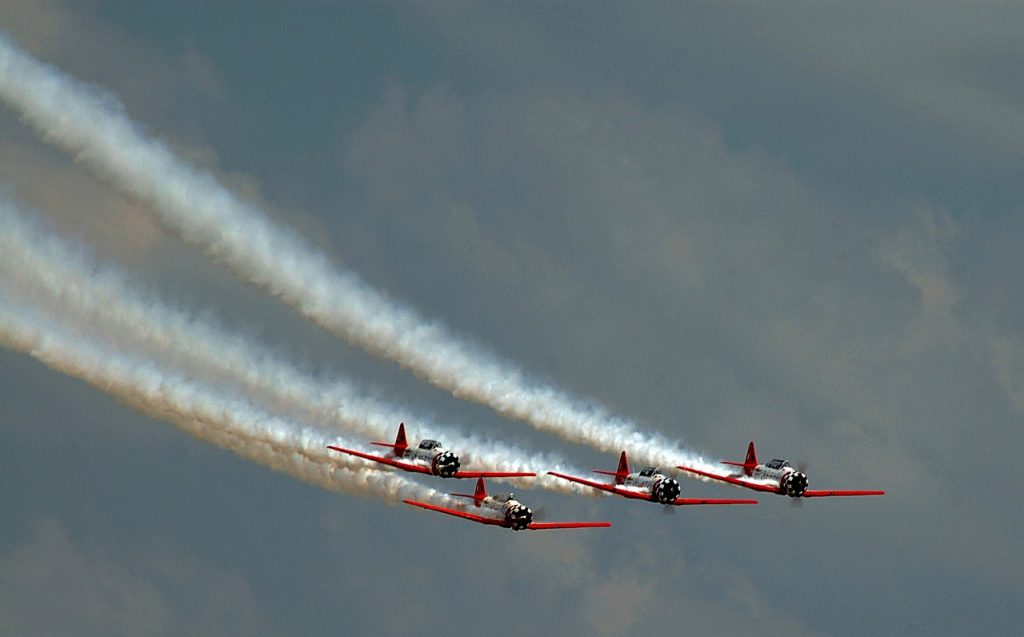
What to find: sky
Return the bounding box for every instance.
[1,2,1022,635]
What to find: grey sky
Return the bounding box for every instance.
[2,2,1022,635]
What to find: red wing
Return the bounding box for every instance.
[671,497,759,506]
[403,499,508,527]
[453,471,537,479]
[526,521,612,530]
[801,489,886,498]
[547,471,649,500]
[327,445,431,476]
[676,465,780,493]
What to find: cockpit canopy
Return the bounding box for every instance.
[418,439,442,450]
[765,459,791,470]
[638,467,660,477]
[493,492,514,503]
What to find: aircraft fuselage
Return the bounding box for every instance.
[623,467,681,504]
[397,439,461,477]
[751,459,808,496]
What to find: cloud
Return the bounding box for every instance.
[2,5,1022,634]
[874,205,962,349]
[0,519,282,637]
[1,0,228,136]
[339,78,1023,583]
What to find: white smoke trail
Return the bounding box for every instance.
[0,197,584,491]
[0,291,444,505]
[0,35,716,472]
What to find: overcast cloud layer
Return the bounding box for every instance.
[2,2,1022,635]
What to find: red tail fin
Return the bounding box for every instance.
[744,441,757,471]
[722,441,758,476]
[370,422,409,454]
[451,478,489,507]
[473,477,488,503]
[594,451,631,484]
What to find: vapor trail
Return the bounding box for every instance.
[0,36,714,472]
[0,197,582,491]
[0,292,443,505]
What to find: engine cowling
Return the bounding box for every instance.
[783,471,808,497]
[432,451,461,478]
[506,505,533,530]
[654,478,681,504]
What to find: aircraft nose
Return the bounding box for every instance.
[656,478,681,503]
[509,505,532,530]
[785,471,808,497]
[433,451,461,477]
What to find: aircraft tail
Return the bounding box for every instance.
[370,422,409,454]
[594,451,630,484]
[450,478,489,507]
[722,441,758,476]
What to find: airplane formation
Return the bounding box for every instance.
[0,35,886,539]
[329,424,885,532]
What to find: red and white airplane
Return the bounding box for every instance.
[404,478,611,531]
[548,451,757,506]
[676,441,886,499]
[327,423,536,480]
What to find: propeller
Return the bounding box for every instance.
[791,462,808,506]
[654,478,681,504]
[783,470,808,497]
[507,504,533,530]
[433,451,461,477]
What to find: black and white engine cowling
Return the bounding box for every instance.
[653,478,681,504]
[431,451,461,478]
[782,471,808,497]
[505,504,533,530]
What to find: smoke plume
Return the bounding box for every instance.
[0,196,582,490]
[0,35,715,473]
[0,290,446,505]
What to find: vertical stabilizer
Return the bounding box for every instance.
[743,441,757,474]
[722,441,758,475]
[594,451,631,484]
[370,422,409,454]
[449,477,489,507]
[473,477,488,504]
[394,422,409,453]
